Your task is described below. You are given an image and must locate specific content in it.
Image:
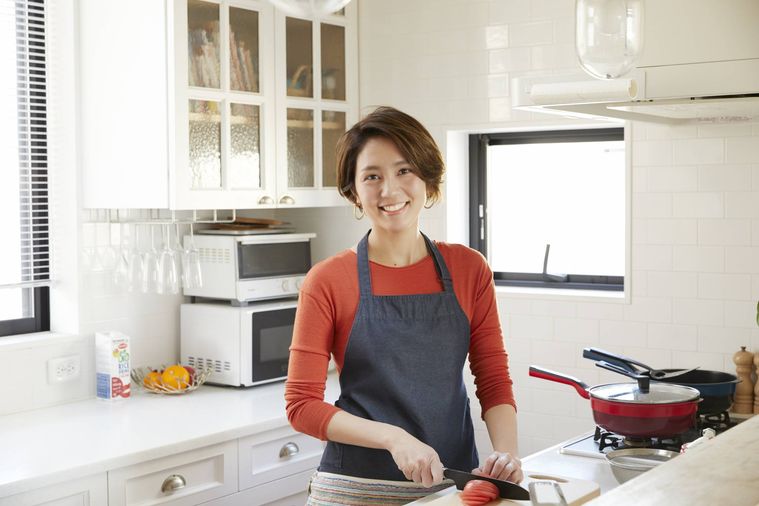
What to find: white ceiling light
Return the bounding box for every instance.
[267,0,352,18]
[575,0,644,79]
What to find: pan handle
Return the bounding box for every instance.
[582,347,640,374]
[595,361,651,393]
[529,366,590,399]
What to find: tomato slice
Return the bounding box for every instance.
[460,479,499,506]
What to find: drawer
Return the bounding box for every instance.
[238,426,324,489]
[201,468,313,506]
[108,441,237,506]
[0,473,107,506]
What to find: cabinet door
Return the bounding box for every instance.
[172,0,278,210]
[108,441,237,506]
[80,0,171,209]
[274,3,358,208]
[0,473,107,506]
[238,425,324,490]
[200,468,313,506]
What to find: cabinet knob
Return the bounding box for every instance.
[279,442,300,458]
[161,474,187,494]
[278,195,295,205]
[258,195,275,205]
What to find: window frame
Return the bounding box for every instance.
[0,0,51,337]
[469,127,625,292]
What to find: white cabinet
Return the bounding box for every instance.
[80,0,276,211]
[274,4,358,208]
[80,0,357,211]
[107,441,237,506]
[238,425,324,490]
[200,469,313,506]
[0,473,107,506]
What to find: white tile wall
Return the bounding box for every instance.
[358,0,759,460]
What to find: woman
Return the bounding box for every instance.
[285,106,521,505]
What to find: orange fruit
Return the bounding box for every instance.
[161,364,190,390]
[143,370,163,389]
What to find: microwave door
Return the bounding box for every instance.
[249,307,297,385]
[237,241,311,279]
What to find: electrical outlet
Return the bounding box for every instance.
[47,355,81,384]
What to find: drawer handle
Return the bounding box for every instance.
[279,441,300,458]
[161,474,187,494]
[278,194,295,205]
[258,195,274,205]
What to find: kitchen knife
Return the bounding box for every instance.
[443,468,531,500]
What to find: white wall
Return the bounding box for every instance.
[357,0,759,458]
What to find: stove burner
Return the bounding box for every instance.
[593,426,622,451]
[591,411,735,454]
[700,411,737,432]
[621,438,650,448]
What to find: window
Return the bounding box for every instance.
[469,128,625,291]
[0,0,50,336]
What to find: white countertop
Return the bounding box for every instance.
[0,375,340,497]
[520,437,620,493]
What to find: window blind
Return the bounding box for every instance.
[0,0,50,291]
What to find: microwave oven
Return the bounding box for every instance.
[183,232,316,303]
[180,299,297,387]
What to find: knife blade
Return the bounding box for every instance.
[443,468,531,501]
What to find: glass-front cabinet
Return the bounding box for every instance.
[274,5,357,207]
[173,0,277,209]
[79,0,357,211]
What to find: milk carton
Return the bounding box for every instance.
[95,331,131,400]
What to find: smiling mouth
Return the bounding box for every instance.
[380,202,408,213]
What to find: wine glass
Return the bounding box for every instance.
[127,224,142,292]
[172,222,185,288]
[141,225,160,293]
[98,214,119,272]
[183,223,203,289]
[113,222,130,289]
[158,224,179,294]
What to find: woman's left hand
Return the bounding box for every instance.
[472,451,523,484]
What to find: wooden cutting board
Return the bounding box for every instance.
[414,472,600,505]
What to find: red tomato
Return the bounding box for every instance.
[460,480,499,506]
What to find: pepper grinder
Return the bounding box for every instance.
[733,346,754,414]
[754,351,759,414]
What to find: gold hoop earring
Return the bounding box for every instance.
[424,198,434,209]
[353,205,364,220]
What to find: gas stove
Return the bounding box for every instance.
[560,411,742,459]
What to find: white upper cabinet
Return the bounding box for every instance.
[80,0,357,210]
[274,4,358,207]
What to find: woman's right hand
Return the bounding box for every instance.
[386,429,445,487]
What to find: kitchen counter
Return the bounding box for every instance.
[414,414,759,506]
[520,437,620,493]
[0,375,340,498]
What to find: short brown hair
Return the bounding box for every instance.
[335,106,444,207]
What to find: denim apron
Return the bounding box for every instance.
[318,231,478,481]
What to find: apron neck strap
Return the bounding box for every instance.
[356,230,454,297]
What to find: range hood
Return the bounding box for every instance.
[513,0,759,125]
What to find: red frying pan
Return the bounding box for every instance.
[530,365,701,438]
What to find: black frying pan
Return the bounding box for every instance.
[654,369,740,415]
[582,348,739,415]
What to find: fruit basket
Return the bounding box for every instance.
[131,364,213,395]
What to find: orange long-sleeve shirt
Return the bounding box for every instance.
[285,241,516,441]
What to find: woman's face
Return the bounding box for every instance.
[354,136,427,235]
